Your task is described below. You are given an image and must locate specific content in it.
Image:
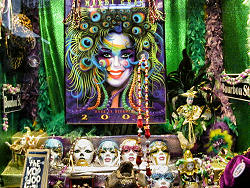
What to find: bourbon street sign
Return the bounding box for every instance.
[2,84,22,113]
[221,75,250,102]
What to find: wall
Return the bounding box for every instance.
[222,0,249,152]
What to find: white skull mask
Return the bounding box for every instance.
[149,141,170,166]
[98,140,119,167]
[73,139,94,166]
[120,139,140,166]
[45,139,63,165]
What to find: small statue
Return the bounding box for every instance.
[176,150,202,188]
[105,161,147,188]
[5,127,47,166]
[173,87,211,149]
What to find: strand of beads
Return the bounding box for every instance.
[136,56,143,168]
[2,114,8,131]
[2,84,21,94]
[221,69,250,85]
[147,0,163,24]
[144,56,152,180]
[135,55,144,187]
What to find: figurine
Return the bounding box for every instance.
[120,138,140,166]
[176,150,202,188]
[105,161,147,188]
[96,140,120,167]
[149,140,170,166]
[70,138,95,166]
[173,87,211,149]
[45,138,64,168]
[5,127,47,166]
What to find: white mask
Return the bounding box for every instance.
[98,140,119,167]
[45,139,63,166]
[120,139,140,166]
[73,139,94,166]
[149,141,170,166]
[151,172,175,188]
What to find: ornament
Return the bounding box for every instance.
[2,113,8,131]
[233,160,246,178]
[28,55,40,68]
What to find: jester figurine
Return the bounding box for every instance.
[176,150,202,188]
[173,87,211,149]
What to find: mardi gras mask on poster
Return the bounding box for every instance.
[120,139,140,166]
[97,140,120,167]
[45,138,63,166]
[72,138,95,166]
[149,140,170,166]
[151,172,175,188]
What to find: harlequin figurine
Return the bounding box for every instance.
[173,87,211,149]
[176,150,202,188]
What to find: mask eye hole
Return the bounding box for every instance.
[123,22,130,28]
[143,40,150,49]
[74,149,80,153]
[85,149,92,153]
[103,22,109,27]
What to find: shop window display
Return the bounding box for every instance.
[0,0,249,188]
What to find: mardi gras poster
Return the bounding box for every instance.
[65,0,166,124]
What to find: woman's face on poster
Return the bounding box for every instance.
[97,32,135,88]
